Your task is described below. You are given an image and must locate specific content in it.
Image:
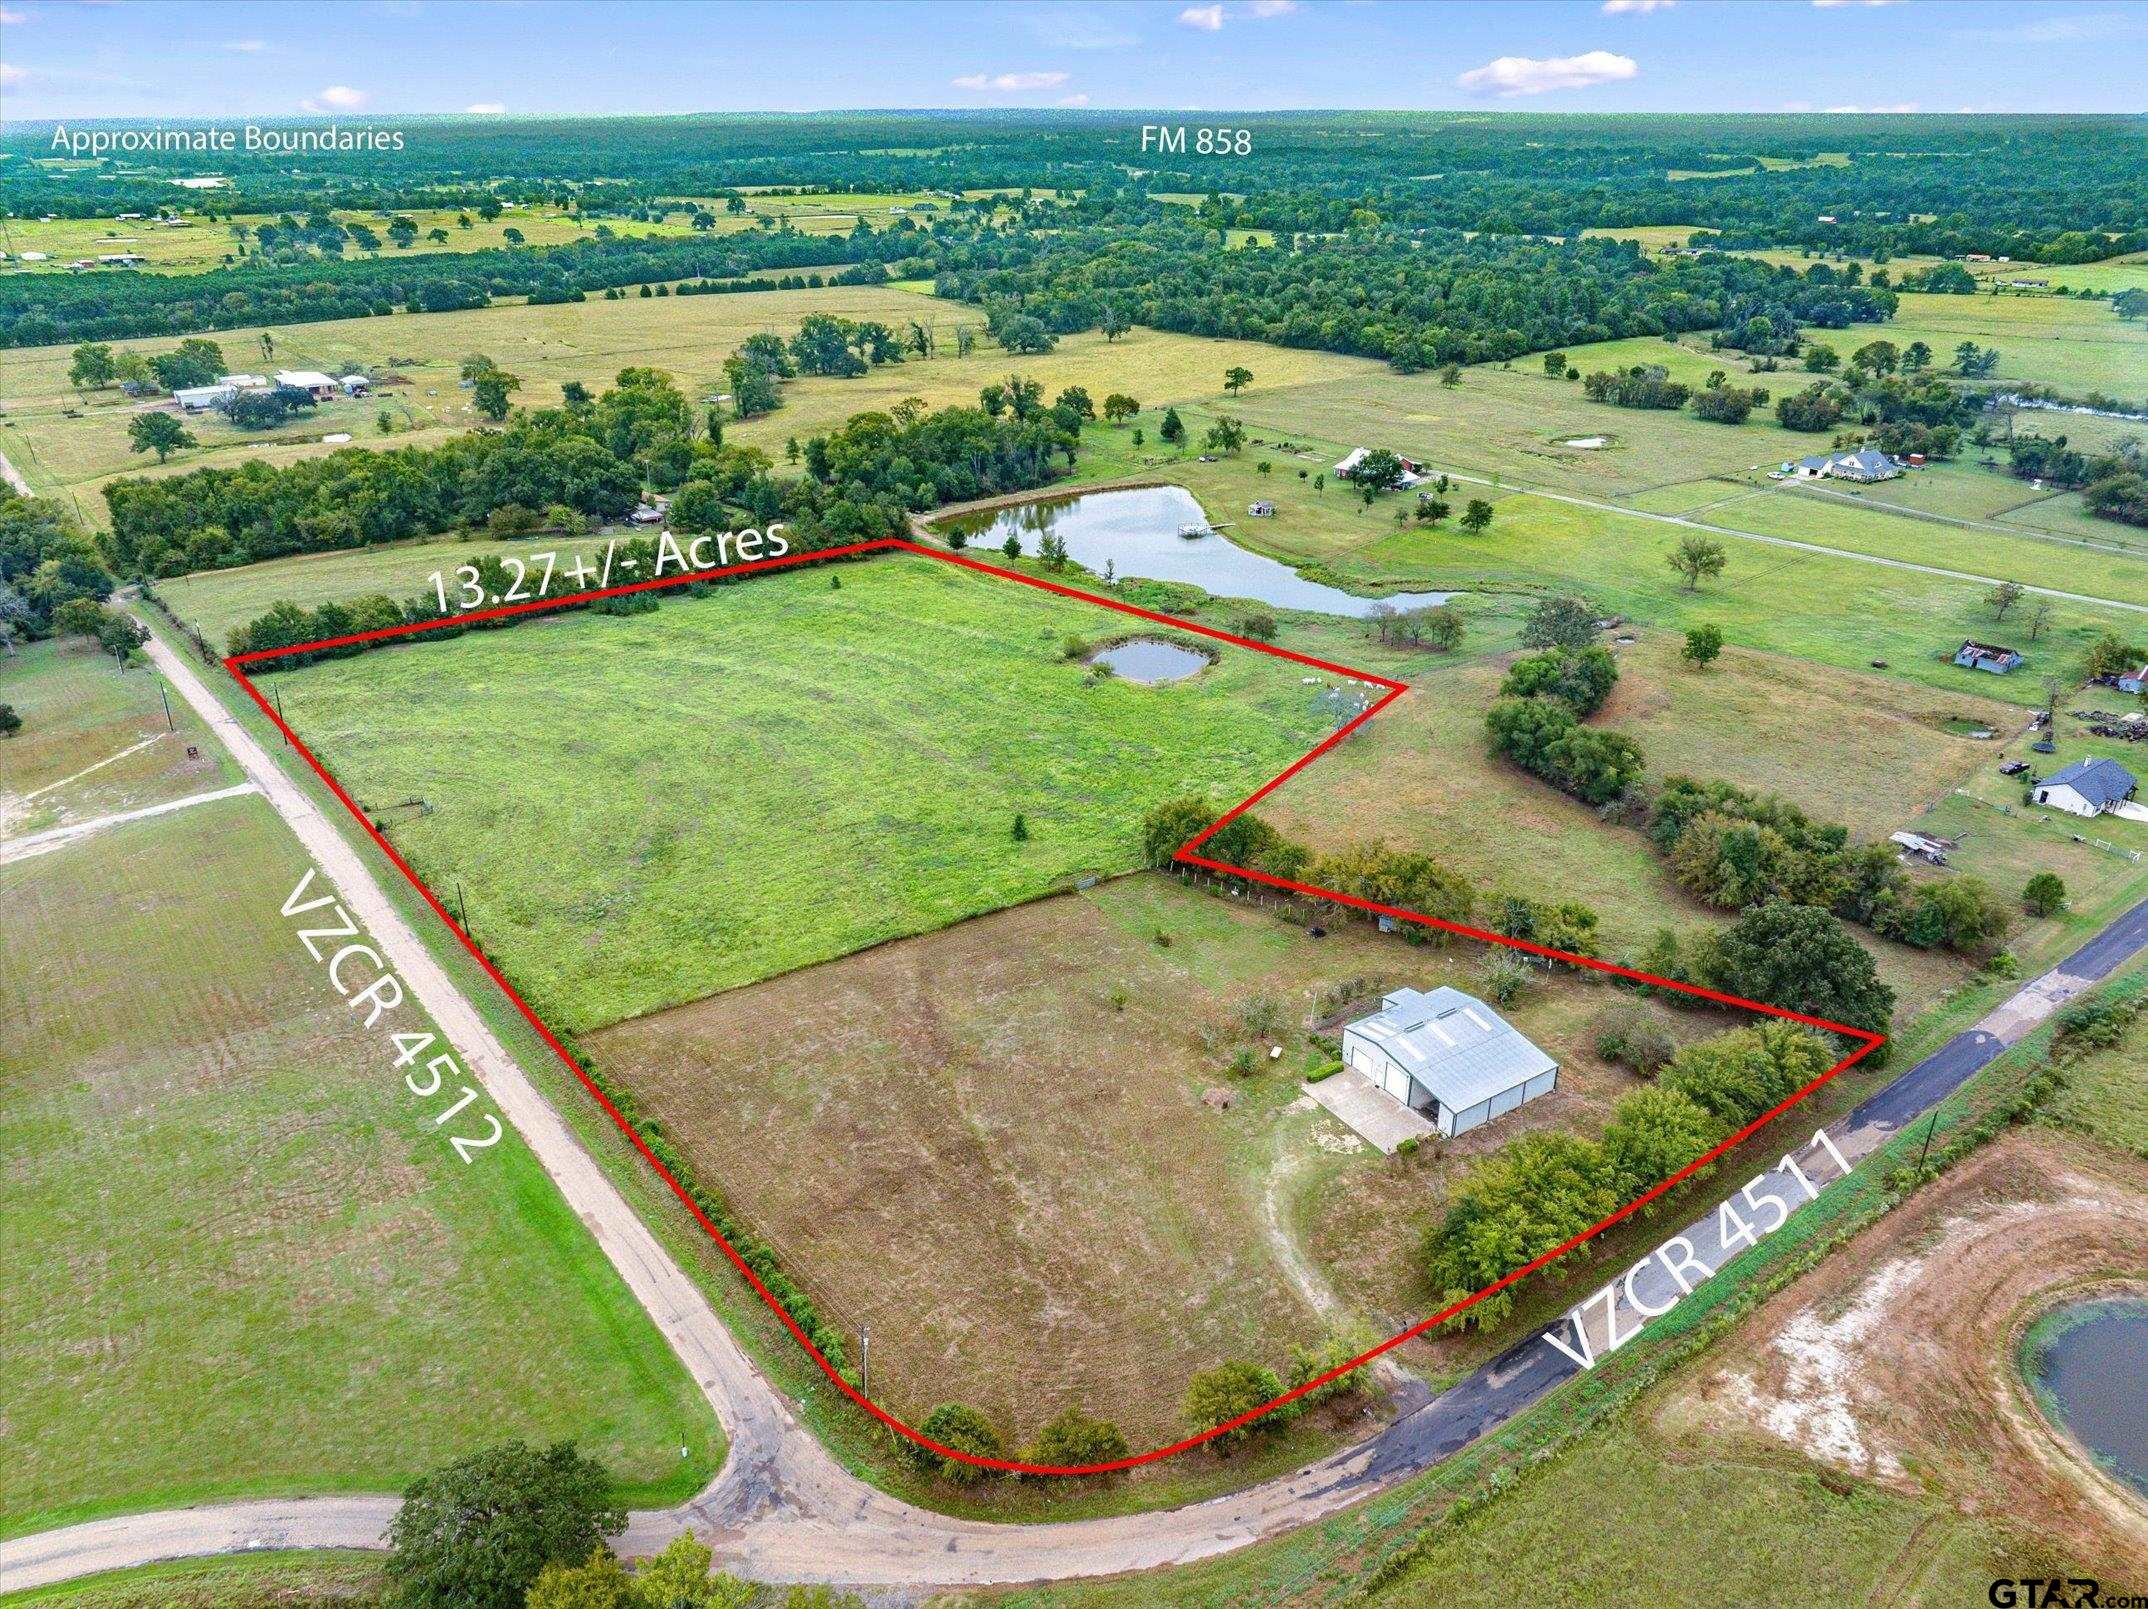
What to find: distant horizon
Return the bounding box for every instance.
[3,1,2143,122]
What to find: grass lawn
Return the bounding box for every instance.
[2045,959,2148,1156]
[1354,1411,2029,1608]
[156,528,629,650]
[1,1552,385,1607]
[1073,412,2141,707]
[0,791,720,1540]
[0,637,237,837]
[1800,291,2148,398]
[0,206,699,277]
[267,552,1335,1032]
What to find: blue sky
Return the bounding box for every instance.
[2,1,2143,121]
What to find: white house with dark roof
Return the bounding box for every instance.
[1792,446,1902,483]
[2033,758,2139,819]
[1341,986,1558,1139]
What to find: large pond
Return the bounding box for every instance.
[947,486,1452,619]
[2024,1296,2148,1498]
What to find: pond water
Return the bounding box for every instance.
[2025,1297,2148,1498]
[1089,638,1209,684]
[948,486,1452,619]
[1559,435,1611,449]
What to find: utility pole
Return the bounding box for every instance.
[274,687,289,744]
[158,682,174,732]
[1914,1111,1939,1177]
[860,1327,870,1398]
[455,879,469,933]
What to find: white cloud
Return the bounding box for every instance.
[1812,0,1901,7]
[300,84,368,113]
[951,69,1070,91]
[1458,49,1638,97]
[1602,0,1674,12]
[1058,92,1090,106]
[465,102,505,114]
[1250,0,1300,15]
[0,61,24,86]
[222,38,267,52]
[1824,101,1919,112]
[1179,5,1224,30]
[0,7,28,23]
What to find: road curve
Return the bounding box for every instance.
[4,617,2143,1595]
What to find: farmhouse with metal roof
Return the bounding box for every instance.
[1341,986,1558,1139]
[2033,757,2139,819]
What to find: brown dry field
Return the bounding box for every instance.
[1656,1131,2148,1582]
[587,874,1350,1445]
[585,872,1698,1445]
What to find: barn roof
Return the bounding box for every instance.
[1345,987,1557,1112]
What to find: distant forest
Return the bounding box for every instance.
[2,111,2140,350]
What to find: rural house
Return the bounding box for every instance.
[174,384,235,412]
[2032,757,2139,819]
[1332,446,1429,487]
[1341,986,1558,1138]
[273,369,337,400]
[1792,446,1902,483]
[1954,640,2024,675]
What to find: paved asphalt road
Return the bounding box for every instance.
[2,617,2142,1595]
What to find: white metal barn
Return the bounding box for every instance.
[1341,986,1558,1138]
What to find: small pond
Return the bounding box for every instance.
[1089,638,1209,684]
[947,485,1452,619]
[2024,1296,2148,1498]
[1559,435,1611,449]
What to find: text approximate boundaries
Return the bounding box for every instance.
[225,535,1888,1476]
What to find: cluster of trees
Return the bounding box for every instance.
[1484,643,1647,807]
[936,224,1896,374]
[1579,363,1771,427]
[1649,775,2012,959]
[723,314,929,418]
[0,491,118,651]
[1423,1018,1837,1327]
[2008,436,2148,530]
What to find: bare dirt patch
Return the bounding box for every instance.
[1655,1131,2148,1577]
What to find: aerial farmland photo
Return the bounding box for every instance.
[1,2,2145,1605]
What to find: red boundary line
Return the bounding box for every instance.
[224,535,1887,1476]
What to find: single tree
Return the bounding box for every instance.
[1202,416,1244,455]
[1184,1361,1287,1452]
[1100,304,1131,342]
[1223,365,1253,396]
[68,342,117,391]
[1102,392,1140,425]
[385,1441,625,1609]
[127,412,195,463]
[2022,872,2067,917]
[1459,498,1494,535]
[1681,623,1725,669]
[1437,362,1463,387]
[1986,579,2024,621]
[1521,596,1598,651]
[1668,533,1729,591]
[472,369,522,421]
[0,703,20,738]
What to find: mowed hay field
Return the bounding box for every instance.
[0,790,720,1538]
[271,554,1335,1032]
[0,285,987,524]
[0,638,236,838]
